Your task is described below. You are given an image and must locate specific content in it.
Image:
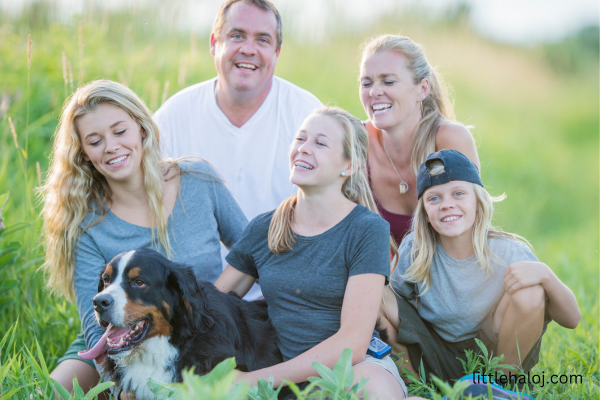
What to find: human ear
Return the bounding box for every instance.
[209,33,217,56]
[419,77,430,101]
[342,160,356,178]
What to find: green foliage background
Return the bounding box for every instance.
[0,1,598,398]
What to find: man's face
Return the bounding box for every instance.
[210,2,281,93]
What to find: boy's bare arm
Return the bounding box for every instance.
[504,261,581,329]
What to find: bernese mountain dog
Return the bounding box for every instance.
[78,248,282,399]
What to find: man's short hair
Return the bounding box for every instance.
[212,0,283,51]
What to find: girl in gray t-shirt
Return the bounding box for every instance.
[216,107,409,399]
[40,80,247,398]
[380,149,581,384]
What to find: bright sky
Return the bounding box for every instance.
[1,0,598,45]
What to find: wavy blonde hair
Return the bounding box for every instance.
[268,106,398,269]
[361,35,461,176]
[40,79,175,300]
[402,160,530,294]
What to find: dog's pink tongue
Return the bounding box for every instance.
[78,326,112,364]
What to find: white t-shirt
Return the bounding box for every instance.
[154,76,323,298]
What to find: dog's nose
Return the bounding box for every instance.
[93,294,114,313]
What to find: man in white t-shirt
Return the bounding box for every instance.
[154,0,322,298]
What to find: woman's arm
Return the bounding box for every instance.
[235,273,386,387]
[504,261,581,329]
[436,123,480,170]
[214,265,256,298]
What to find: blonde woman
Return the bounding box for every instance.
[215,107,423,400]
[359,35,480,245]
[378,150,580,392]
[41,80,247,396]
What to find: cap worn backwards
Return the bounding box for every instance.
[416,149,482,199]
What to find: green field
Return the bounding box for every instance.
[0,3,598,399]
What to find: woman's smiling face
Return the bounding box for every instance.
[289,113,351,190]
[359,50,426,131]
[77,103,146,185]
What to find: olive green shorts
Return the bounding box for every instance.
[395,295,551,382]
[56,332,95,369]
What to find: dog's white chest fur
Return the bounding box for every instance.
[112,336,179,399]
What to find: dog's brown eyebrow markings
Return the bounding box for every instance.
[105,264,113,276]
[128,267,141,279]
[183,300,193,316]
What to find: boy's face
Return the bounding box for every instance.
[423,180,478,242]
[210,2,281,94]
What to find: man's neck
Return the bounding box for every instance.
[214,78,273,128]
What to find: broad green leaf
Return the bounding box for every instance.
[312,361,337,384]
[474,338,488,359]
[200,357,236,384]
[282,381,303,398]
[332,348,354,389]
[72,376,85,399]
[255,376,282,400]
[225,383,249,400]
[147,378,177,399]
[349,377,369,395]
[246,385,260,400]
[83,381,115,400]
[308,376,341,396]
[255,379,270,400]
[51,379,74,400]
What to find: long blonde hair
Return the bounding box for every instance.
[361,35,459,176]
[268,107,398,268]
[40,79,174,300]
[403,160,530,294]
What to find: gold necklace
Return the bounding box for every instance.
[381,134,409,194]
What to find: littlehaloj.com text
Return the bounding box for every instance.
[472,371,583,388]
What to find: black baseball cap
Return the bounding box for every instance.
[416,149,482,199]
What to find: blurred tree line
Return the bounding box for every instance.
[543,25,599,73]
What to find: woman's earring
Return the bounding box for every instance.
[420,101,424,114]
[341,172,346,176]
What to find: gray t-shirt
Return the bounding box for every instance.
[391,232,538,342]
[74,160,248,352]
[226,205,391,361]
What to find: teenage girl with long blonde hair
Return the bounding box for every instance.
[41,79,247,397]
[215,107,427,400]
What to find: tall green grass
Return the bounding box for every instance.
[0,2,598,399]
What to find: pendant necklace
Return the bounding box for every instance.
[381,134,409,194]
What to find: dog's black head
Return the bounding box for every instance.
[92,248,212,358]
